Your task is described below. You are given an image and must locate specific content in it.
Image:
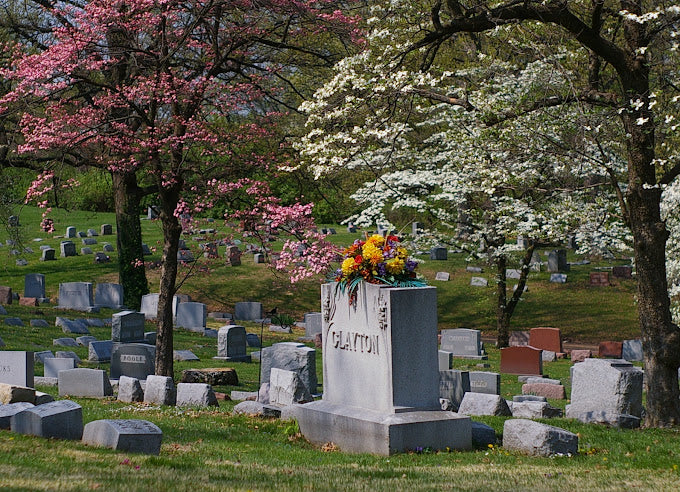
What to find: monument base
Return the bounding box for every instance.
[294,401,472,455]
[212,355,251,363]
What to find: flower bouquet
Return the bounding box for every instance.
[333,234,426,304]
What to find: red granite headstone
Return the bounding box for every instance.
[612,266,633,279]
[508,331,530,347]
[0,286,12,305]
[570,349,592,363]
[500,346,543,375]
[19,297,39,307]
[529,327,563,353]
[589,272,610,286]
[521,383,566,400]
[598,341,623,358]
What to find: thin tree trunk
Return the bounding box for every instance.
[496,255,509,347]
[112,171,148,310]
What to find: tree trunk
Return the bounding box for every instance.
[112,171,148,310]
[154,182,183,377]
[496,255,509,347]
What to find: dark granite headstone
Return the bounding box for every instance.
[500,346,543,375]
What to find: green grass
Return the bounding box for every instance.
[0,206,667,490]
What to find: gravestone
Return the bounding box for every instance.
[44,357,77,378]
[58,368,113,397]
[234,301,263,321]
[173,350,199,361]
[0,402,34,429]
[304,312,322,338]
[411,222,423,236]
[599,341,623,358]
[457,393,512,417]
[40,248,56,261]
[429,247,447,260]
[246,333,261,347]
[86,228,98,236]
[94,252,110,263]
[470,277,488,287]
[147,206,158,219]
[571,349,592,363]
[0,286,12,304]
[0,352,34,387]
[55,351,81,363]
[117,376,144,403]
[260,342,316,394]
[177,249,194,262]
[549,273,567,283]
[566,358,643,428]
[142,243,153,256]
[60,241,77,257]
[438,350,453,371]
[144,375,176,406]
[58,282,95,311]
[529,327,563,354]
[3,317,24,326]
[294,282,471,455]
[65,226,76,238]
[88,340,113,362]
[215,325,251,362]
[101,224,113,235]
[506,269,521,279]
[503,419,578,457]
[547,249,569,272]
[175,302,207,331]
[53,337,79,347]
[176,383,219,408]
[34,351,53,364]
[468,371,501,395]
[438,370,470,411]
[226,245,242,266]
[466,266,483,273]
[612,265,633,279]
[202,242,218,259]
[500,346,543,375]
[11,400,83,440]
[110,344,155,380]
[82,419,162,455]
[111,311,146,343]
[102,243,114,252]
[622,339,643,362]
[440,328,486,359]
[590,272,610,286]
[58,318,91,335]
[435,272,450,281]
[140,293,180,320]
[24,274,46,299]
[516,236,530,249]
[95,283,124,310]
[0,383,35,405]
[269,368,312,406]
[253,253,265,264]
[522,382,566,400]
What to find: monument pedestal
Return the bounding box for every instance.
[295,282,471,455]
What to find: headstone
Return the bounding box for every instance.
[347,225,357,233]
[506,269,521,279]
[142,243,153,256]
[3,317,24,326]
[55,351,81,363]
[95,283,124,310]
[529,327,563,354]
[11,400,83,440]
[500,346,543,375]
[65,226,76,238]
[503,419,577,457]
[94,252,110,263]
[234,301,263,321]
[566,358,643,428]
[111,344,156,380]
[88,340,113,362]
[15,259,28,266]
[53,337,79,347]
[76,335,97,347]
[60,241,77,257]
[0,286,12,304]
[468,371,501,395]
[598,341,623,358]
[0,351,34,387]
[246,333,261,347]
[303,312,323,338]
[570,349,592,363]
[269,368,312,406]
[173,350,199,361]
[24,273,46,299]
[429,247,447,260]
[58,368,113,397]
[226,245,242,266]
[253,253,265,264]
[176,383,219,408]
[82,419,163,455]
[202,242,218,259]
[260,342,316,393]
[20,297,39,307]
[411,222,423,236]
[144,375,176,406]
[177,249,194,262]
[438,350,453,371]
[612,265,633,279]
[147,206,158,219]
[34,351,54,364]
[589,271,610,286]
[111,310,146,343]
[435,272,450,281]
[547,249,569,272]
[0,402,35,429]
[516,236,530,249]
[102,243,114,252]
[521,382,566,400]
[117,376,144,403]
[457,393,512,416]
[622,339,643,362]
[466,266,483,273]
[40,248,56,261]
[180,368,238,386]
[215,325,250,362]
[58,282,94,311]
[0,383,35,404]
[440,328,486,359]
[44,357,77,378]
[140,293,180,320]
[294,282,471,455]
[470,277,488,287]
[549,273,567,283]
[58,317,91,335]
[175,302,207,331]
[101,224,113,235]
[438,370,470,412]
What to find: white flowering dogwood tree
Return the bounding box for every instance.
[299,1,680,427]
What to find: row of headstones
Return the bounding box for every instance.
[64,225,114,238]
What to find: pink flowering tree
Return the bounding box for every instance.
[1,0,357,376]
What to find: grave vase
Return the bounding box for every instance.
[295,282,471,455]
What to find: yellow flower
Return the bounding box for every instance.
[341,257,356,276]
[386,257,405,274]
[366,234,385,247]
[362,242,383,265]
